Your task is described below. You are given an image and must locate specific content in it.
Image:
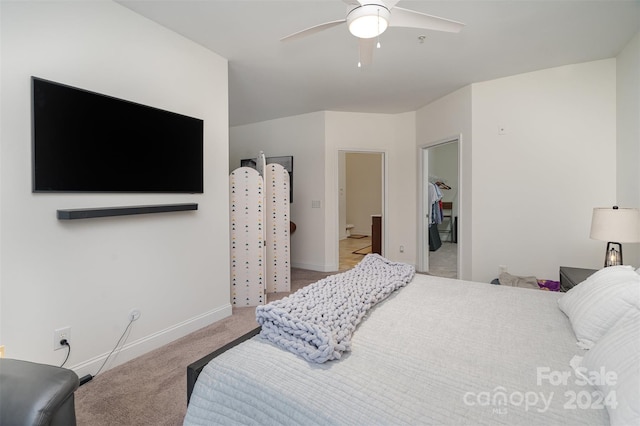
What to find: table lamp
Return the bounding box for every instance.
[590,206,640,267]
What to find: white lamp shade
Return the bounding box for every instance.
[590,207,640,243]
[347,5,390,39]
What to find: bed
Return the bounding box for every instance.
[184,256,639,426]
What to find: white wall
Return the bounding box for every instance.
[345,153,383,236]
[0,1,230,374]
[325,111,417,270]
[229,112,327,271]
[338,151,347,240]
[471,59,617,281]
[417,61,619,282]
[616,31,640,266]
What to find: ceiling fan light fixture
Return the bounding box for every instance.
[347,4,390,39]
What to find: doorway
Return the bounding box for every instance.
[418,139,459,277]
[338,151,385,271]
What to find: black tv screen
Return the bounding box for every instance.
[32,77,204,193]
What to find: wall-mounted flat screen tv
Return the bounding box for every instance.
[32,77,204,193]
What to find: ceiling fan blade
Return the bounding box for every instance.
[358,37,375,66]
[390,7,465,33]
[383,0,400,9]
[280,19,346,42]
[343,0,370,5]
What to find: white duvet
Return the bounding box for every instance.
[185,274,609,425]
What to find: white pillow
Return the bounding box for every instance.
[574,309,640,426]
[558,265,640,348]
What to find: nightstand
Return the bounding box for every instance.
[559,266,598,292]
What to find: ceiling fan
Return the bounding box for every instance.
[281,0,465,66]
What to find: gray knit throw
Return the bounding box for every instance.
[256,254,416,363]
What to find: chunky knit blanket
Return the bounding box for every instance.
[256,254,416,363]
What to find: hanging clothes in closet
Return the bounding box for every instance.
[428,181,443,251]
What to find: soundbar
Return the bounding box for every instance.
[57,203,198,220]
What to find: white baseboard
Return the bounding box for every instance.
[71,303,232,377]
[350,231,372,237]
[292,261,338,273]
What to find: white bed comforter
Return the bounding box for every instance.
[185,274,609,425]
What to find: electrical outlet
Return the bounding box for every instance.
[129,309,141,322]
[54,327,71,351]
[399,245,405,253]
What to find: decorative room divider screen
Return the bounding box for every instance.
[230,156,290,307]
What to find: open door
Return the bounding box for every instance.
[338,150,385,271]
[418,139,460,277]
[418,147,430,272]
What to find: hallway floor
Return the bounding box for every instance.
[339,236,457,279]
[339,235,372,271]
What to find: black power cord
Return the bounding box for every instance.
[59,339,70,368]
[59,339,92,386]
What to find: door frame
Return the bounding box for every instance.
[417,136,461,274]
[336,149,387,269]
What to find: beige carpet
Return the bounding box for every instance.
[74,268,332,426]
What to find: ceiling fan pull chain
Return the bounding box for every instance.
[377,9,381,49]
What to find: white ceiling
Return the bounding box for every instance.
[118,0,640,126]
